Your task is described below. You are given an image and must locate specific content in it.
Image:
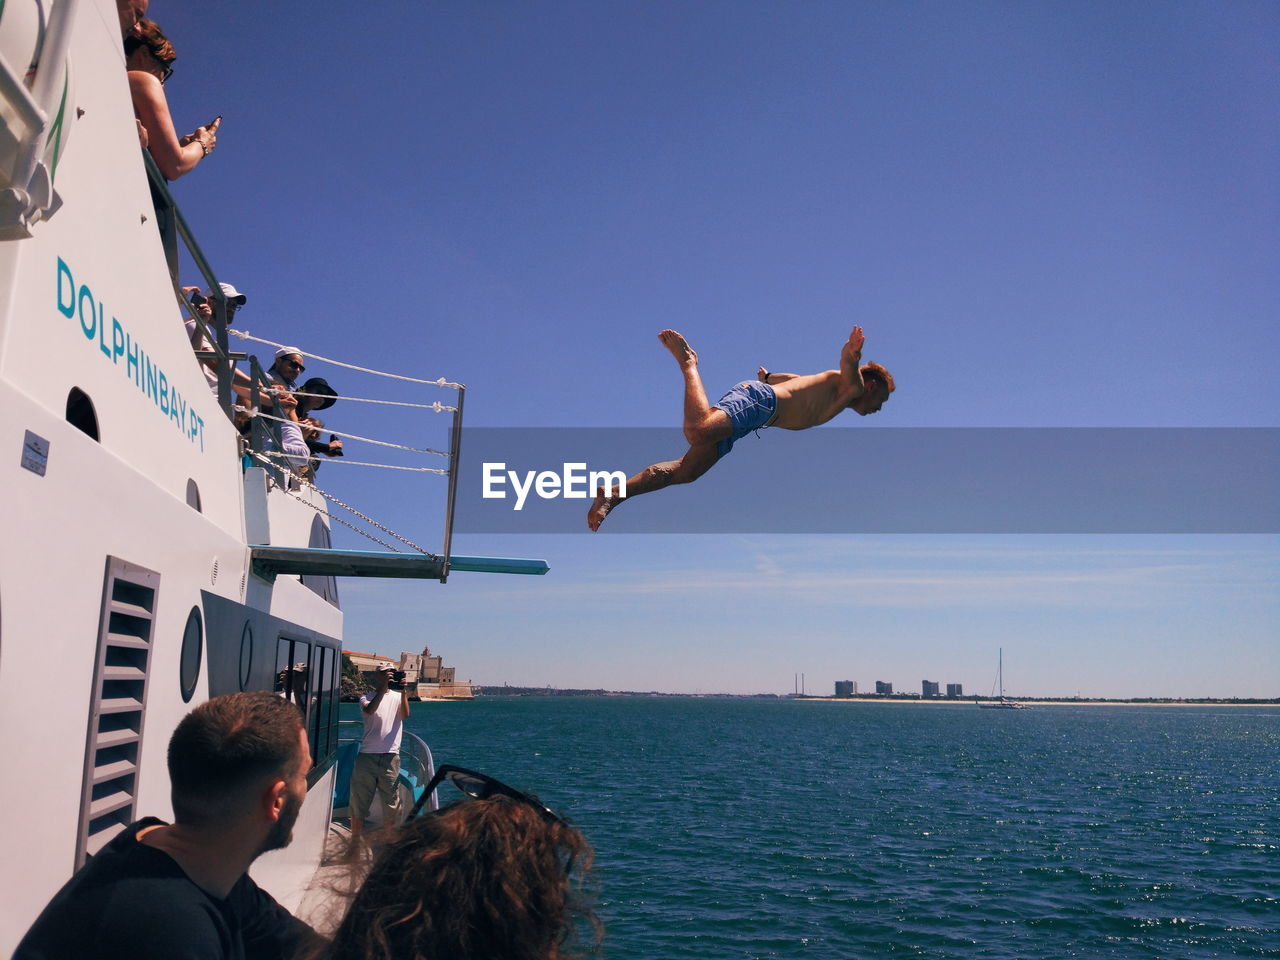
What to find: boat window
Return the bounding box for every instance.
[185,478,202,513]
[311,647,333,766]
[179,606,203,702]
[275,636,341,773]
[65,387,99,440]
[275,637,312,720]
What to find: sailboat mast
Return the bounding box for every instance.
[998,647,1004,699]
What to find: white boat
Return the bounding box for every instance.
[977,647,1026,709]
[0,2,544,950]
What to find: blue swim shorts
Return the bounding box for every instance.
[712,380,778,457]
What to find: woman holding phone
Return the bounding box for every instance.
[125,20,220,180]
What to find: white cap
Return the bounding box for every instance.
[217,282,247,304]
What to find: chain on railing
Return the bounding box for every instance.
[245,449,435,555]
[253,451,446,474]
[246,450,414,553]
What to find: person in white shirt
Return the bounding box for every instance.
[349,665,410,843]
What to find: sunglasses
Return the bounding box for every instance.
[407,764,563,825]
[150,50,174,84]
[191,296,238,320]
[280,358,305,371]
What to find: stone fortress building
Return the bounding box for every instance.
[345,645,475,700]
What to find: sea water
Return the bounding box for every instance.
[360,698,1279,959]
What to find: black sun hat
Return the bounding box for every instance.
[299,377,338,410]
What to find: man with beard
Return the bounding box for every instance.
[16,693,321,959]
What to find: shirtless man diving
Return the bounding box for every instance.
[587,326,894,530]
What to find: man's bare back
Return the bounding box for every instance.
[586,327,894,530]
[768,371,862,428]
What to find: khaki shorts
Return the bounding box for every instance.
[349,752,402,822]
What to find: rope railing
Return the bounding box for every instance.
[288,391,456,413]
[230,330,465,574]
[236,406,451,459]
[228,328,463,390]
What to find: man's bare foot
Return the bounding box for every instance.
[587,485,624,531]
[658,329,698,367]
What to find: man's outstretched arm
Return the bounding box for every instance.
[757,366,799,384]
[839,326,868,398]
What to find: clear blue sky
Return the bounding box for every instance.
[157,1,1276,697]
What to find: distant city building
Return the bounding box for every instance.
[946,683,964,698]
[875,681,893,695]
[835,680,854,698]
[922,680,940,698]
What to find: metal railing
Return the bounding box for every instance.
[143,152,241,419]
[144,155,463,566]
[144,155,309,493]
[0,0,79,237]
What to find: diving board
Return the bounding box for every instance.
[250,546,549,583]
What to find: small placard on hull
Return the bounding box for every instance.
[21,430,49,476]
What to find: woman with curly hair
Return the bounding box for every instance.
[308,766,600,960]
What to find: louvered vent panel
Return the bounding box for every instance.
[76,561,159,865]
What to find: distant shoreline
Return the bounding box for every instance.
[797,697,1279,707]
[473,686,1277,705]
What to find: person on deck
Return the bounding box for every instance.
[269,377,340,483]
[295,378,343,461]
[126,20,220,181]
[182,282,252,398]
[348,666,410,845]
[126,19,219,279]
[116,0,148,42]
[301,768,599,960]
[268,348,306,392]
[15,693,321,960]
[116,0,150,146]
[273,389,314,481]
[292,377,342,479]
[587,326,894,531]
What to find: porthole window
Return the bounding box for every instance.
[179,606,203,702]
[238,622,254,691]
[66,387,99,440]
[185,478,202,513]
